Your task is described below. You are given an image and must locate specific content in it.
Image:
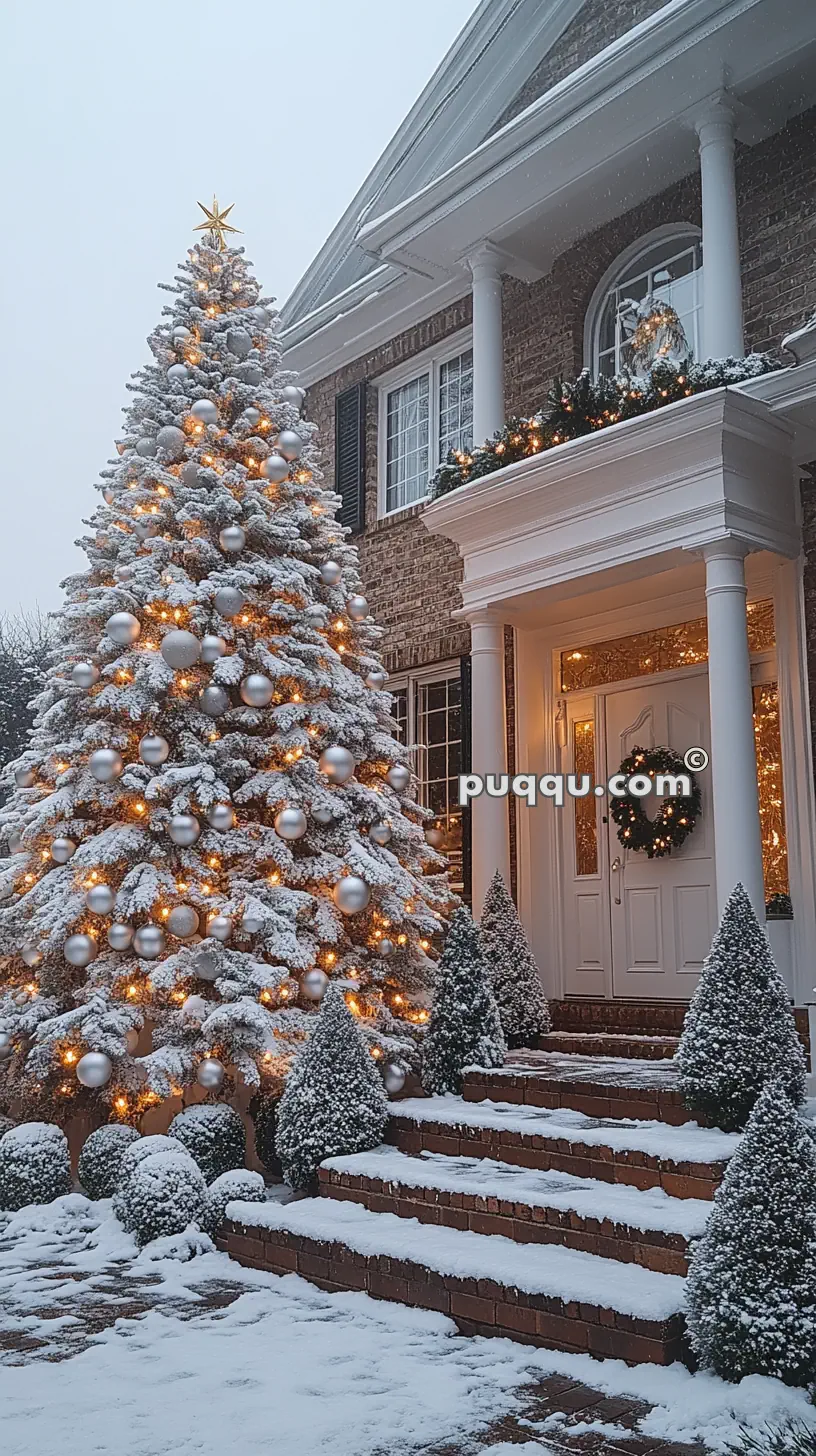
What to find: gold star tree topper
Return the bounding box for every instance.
[194,197,241,251]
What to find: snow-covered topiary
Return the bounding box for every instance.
[116,1149,207,1247]
[112,1134,193,1223]
[479,871,550,1046]
[677,884,806,1130]
[276,985,388,1191]
[168,1103,246,1184]
[203,1167,265,1234]
[422,906,506,1096]
[686,1081,816,1386]
[0,1122,71,1211]
[78,1124,141,1200]
[249,1090,281,1175]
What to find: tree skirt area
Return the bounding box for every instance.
[0,1195,813,1456]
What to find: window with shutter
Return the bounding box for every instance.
[334,382,366,535]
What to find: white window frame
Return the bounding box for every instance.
[376,329,473,519]
[387,660,464,890]
[583,225,704,379]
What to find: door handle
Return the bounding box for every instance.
[610,856,622,905]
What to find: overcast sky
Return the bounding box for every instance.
[1,0,476,617]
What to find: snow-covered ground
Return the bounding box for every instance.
[0,1194,812,1456]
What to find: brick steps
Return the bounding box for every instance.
[388,1097,738,1199]
[465,1052,691,1125]
[318,1148,708,1275]
[536,1031,679,1061]
[218,1195,688,1366]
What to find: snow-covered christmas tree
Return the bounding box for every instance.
[422,906,505,1096]
[686,1081,816,1386]
[479,870,550,1047]
[676,883,805,1131]
[0,202,448,1128]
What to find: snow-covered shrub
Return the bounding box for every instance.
[276,985,388,1191]
[167,1104,246,1184]
[0,1122,71,1211]
[203,1168,265,1234]
[78,1124,141,1200]
[112,1134,194,1224]
[677,884,806,1130]
[724,1425,816,1456]
[116,1149,207,1247]
[479,871,550,1046]
[249,1091,281,1175]
[686,1081,816,1385]
[422,906,506,1096]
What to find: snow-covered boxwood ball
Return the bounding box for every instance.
[112,1134,191,1222]
[78,1124,141,1200]
[116,1149,207,1246]
[0,1122,71,1212]
[203,1168,265,1234]
[168,1104,246,1184]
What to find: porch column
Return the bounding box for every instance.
[468,609,511,914]
[703,540,765,916]
[468,244,505,445]
[696,99,745,360]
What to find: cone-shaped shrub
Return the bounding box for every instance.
[677,883,805,1130]
[686,1081,816,1385]
[275,985,388,1191]
[479,871,550,1046]
[422,906,506,1096]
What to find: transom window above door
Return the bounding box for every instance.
[589,229,703,378]
[378,337,473,516]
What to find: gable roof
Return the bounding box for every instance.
[280,0,588,329]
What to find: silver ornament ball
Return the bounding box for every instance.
[240,912,264,935]
[386,763,411,792]
[277,429,304,461]
[85,884,115,914]
[282,385,306,409]
[378,938,395,958]
[133,924,166,959]
[139,734,170,766]
[365,670,387,690]
[64,933,98,967]
[14,767,36,789]
[173,326,192,341]
[193,949,220,982]
[320,560,342,586]
[134,517,160,541]
[168,814,201,847]
[206,915,233,943]
[51,837,77,863]
[8,830,24,854]
[114,564,134,582]
[311,804,335,825]
[226,328,252,358]
[244,407,261,428]
[347,595,370,622]
[254,306,271,325]
[200,634,227,663]
[301,967,328,1001]
[333,875,371,915]
[207,803,235,831]
[319,746,356,784]
[240,674,274,708]
[89,748,124,783]
[160,630,201,670]
[106,611,141,646]
[107,923,134,951]
[71,662,99,688]
[156,425,187,460]
[191,399,218,425]
[20,943,43,967]
[135,437,157,458]
[197,1057,225,1090]
[199,685,230,718]
[382,1062,407,1096]
[180,461,200,487]
[260,452,289,483]
[0,1032,13,1052]
[214,586,246,618]
[167,905,199,939]
[275,806,307,841]
[304,604,328,628]
[167,364,188,383]
[219,524,246,553]
[369,821,392,847]
[76,1051,113,1089]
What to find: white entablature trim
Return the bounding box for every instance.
[422,389,799,614]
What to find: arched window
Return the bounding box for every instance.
[586,227,703,378]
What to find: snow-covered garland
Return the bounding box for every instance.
[430,353,777,499]
[609,747,701,859]
[0,228,451,1127]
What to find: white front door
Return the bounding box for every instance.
[605,673,716,998]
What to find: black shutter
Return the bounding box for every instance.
[459,652,472,906]
[334,382,366,536]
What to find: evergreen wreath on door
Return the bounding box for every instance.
[609,745,701,858]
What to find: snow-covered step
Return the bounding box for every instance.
[388,1095,738,1199]
[220,1193,688,1366]
[465,1050,691,1125]
[318,1146,709,1275]
[535,1030,679,1061]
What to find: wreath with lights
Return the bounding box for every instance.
[609,746,701,859]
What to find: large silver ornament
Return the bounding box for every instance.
[180,461,199,487]
[168,814,201,847]
[160,630,200,669]
[107,923,134,951]
[260,452,289,483]
[219,524,246,552]
[319,746,355,784]
[173,325,192,341]
[200,634,227,663]
[365,670,387,690]
[193,949,220,981]
[320,560,342,586]
[76,1051,113,1089]
[386,763,411,792]
[64,934,98,967]
[89,748,124,783]
[214,586,246,617]
[71,662,99,688]
[139,734,170,766]
[106,611,141,646]
[135,437,157,458]
[382,1062,406,1096]
[347,595,369,622]
[277,429,303,461]
[133,924,166,959]
[0,1031,13,1051]
[333,876,371,914]
[300,967,328,1001]
[20,943,43,967]
[191,399,218,425]
[227,328,252,358]
[254,306,271,325]
[14,767,35,789]
[240,674,274,707]
[312,803,335,825]
[51,837,77,863]
[156,425,186,460]
[203,804,232,835]
[197,1057,225,1090]
[181,994,209,1024]
[86,884,115,914]
[244,407,261,428]
[240,912,264,935]
[8,830,24,854]
[274,806,307,840]
[369,821,392,847]
[378,938,395,957]
[206,915,233,942]
[166,364,188,383]
[167,905,199,939]
[199,685,230,717]
[282,385,306,409]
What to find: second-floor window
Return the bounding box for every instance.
[379,337,473,516]
[590,230,703,378]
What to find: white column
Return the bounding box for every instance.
[468,245,505,445]
[696,100,745,360]
[703,540,765,917]
[468,610,511,914]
